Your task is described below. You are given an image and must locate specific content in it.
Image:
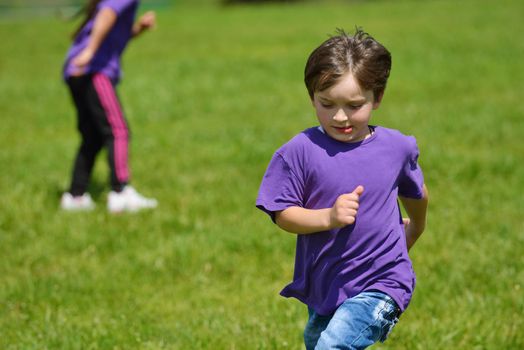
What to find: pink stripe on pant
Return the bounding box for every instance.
[92,73,130,183]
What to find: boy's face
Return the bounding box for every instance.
[312,73,381,143]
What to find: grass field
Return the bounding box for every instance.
[1,0,523,348]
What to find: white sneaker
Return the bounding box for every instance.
[107,186,158,213]
[60,192,95,211]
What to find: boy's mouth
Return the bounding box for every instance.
[334,126,353,134]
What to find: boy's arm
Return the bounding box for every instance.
[399,184,429,251]
[275,186,364,235]
[275,207,332,234]
[71,7,118,72]
[132,11,156,37]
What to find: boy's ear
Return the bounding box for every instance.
[373,92,384,109]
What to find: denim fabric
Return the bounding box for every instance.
[304,291,400,350]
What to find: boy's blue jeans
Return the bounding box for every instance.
[304,291,401,350]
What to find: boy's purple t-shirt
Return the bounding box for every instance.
[63,0,139,83]
[256,126,425,315]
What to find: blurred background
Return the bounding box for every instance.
[0,0,523,349]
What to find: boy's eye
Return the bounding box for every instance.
[320,102,334,108]
[348,104,363,110]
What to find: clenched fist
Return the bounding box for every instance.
[329,185,364,228]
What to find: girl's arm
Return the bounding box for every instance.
[275,186,364,235]
[399,184,429,251]
[71,7,118,72]
[132,11,156,37]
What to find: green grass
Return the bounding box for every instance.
[1,0,523,348]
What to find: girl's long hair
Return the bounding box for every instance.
[71,0,102,39]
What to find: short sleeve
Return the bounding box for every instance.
[256,152,304,222]
[99,0,135,15]
[398,136,425,199]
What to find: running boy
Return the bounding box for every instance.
[256,28,429,349]
[60,0,158,212]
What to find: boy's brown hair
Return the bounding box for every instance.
[304,28,392,102]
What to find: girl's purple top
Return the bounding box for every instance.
[256,126,425,315]
[63,0,139,83]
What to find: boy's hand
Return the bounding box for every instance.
[403,217,414,244]
[403,216,426,251]
[329,185,364,228]
[400,184,429,251]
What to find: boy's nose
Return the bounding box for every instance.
[333,108,348,122]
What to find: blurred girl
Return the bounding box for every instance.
[61,0,158,212]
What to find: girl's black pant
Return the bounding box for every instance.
[66,73,130,196]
